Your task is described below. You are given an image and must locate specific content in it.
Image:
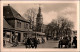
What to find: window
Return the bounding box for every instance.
[24,23,28,29]
[26,23,28,29]
[19,22,21,28]
[17,20,21,28]
[24,23,25,28]
[17,21,19,27]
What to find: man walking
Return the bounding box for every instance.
[33,37,38,48]
[72,36,77,48]
[26,37,31,48]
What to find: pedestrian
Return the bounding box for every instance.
[12,35,18,47]
[26,37,31,48]
[12,35,15,43]
[58,37,63,48]
[41,37,45,43]
[12,35,16,47]
[15,36,18,46]
[24,37,27,47]
[33,37,38,48]
[67,35,71,48]
[72,36,77,48]
[24,37,27,45]
[30,38,34,48]
[37,39,40,44]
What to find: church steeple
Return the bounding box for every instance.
[36,5,43,32]
[37,6,42,17]
[38,6,41,15]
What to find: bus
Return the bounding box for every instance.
[32,32,47,44]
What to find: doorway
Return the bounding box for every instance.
[18,33,21,42]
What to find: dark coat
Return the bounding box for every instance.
[33,38,38,45]
[26,38,31,45]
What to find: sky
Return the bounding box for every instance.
[3,3,77,30]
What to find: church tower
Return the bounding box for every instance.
[36,6,43,32]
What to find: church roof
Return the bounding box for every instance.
[3,4,29,23]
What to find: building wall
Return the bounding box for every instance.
[15,20,29,31]
[15,20,31,42]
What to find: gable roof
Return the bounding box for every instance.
[3,4,29,23]
[3,18,13,29]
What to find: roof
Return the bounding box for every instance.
[3,18,13,29]
[3,4,29,23]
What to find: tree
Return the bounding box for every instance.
[57,17,74,37]
[45,16,74,39]
[24,8,37,30]
[45,20,58,39]
[57,17,74,29]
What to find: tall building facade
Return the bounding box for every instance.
[36,7,43,32]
